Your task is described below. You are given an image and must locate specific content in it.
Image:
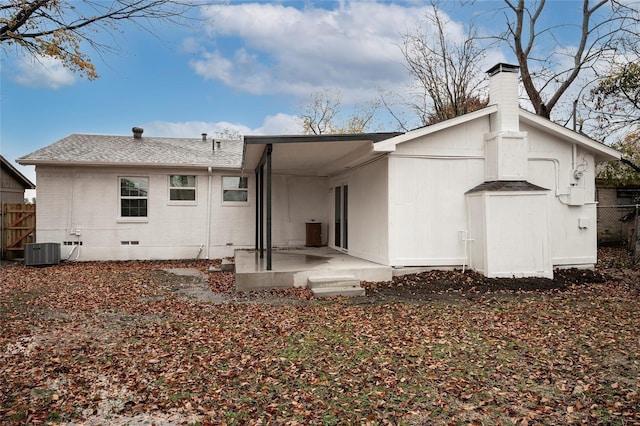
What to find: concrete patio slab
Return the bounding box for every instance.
[234,247,392,291]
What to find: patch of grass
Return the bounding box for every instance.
[46,411,62,422]
[5,410,27,423]
[0,289,49,320]
[30,387,55,402]
[168,392,193,403]
[224,409,252,424]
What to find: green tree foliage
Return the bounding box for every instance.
[589,60,640,184]
[597,130,640,185]
[591,62,640,133]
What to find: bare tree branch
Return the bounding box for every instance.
[1,0,199,79]
[393,0,488,127]
[500,0,636,120]
[299,88,381,135]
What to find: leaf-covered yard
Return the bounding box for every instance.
[1,248,639,425]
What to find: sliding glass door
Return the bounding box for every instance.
[334,185,348,250]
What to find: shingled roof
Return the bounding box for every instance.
[465,180,550,194]
[17,134,243,169]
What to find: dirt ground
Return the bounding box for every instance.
[4,246,638,306]
[179,246,640,305]
[1,246,638,425]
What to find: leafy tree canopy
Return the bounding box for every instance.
[597,129,640,186]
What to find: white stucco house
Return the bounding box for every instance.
[18,64,621,279]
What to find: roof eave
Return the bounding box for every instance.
[244,132,402,145]
[2,156,35,189]
[16,159,243,170]
[373,105,499,152]
[519,110,621,162]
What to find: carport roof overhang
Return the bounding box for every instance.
[242,133,403,175]
[246,132,402,272]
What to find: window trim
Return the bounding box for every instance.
[222,176,249,204]
[168,174,197,205]
[118,176,149,222]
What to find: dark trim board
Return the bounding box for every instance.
[244,133,402,145]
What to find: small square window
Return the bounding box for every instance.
[223,176,248,202]
[169,175,196,202]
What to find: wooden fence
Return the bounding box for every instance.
[1,203,35,260]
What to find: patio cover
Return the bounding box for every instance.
[243,133,402,270]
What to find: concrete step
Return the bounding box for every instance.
[311,286,365,298]
[221,258,235,272]
[308,275,365,298]
[209,258,235,273]
[308,275,359,289]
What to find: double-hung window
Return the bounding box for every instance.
[169,175,196,202]
[120,177,148,217]
[222,176,248,202]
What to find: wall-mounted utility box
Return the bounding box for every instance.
[25,243,61,266]
[568,186,585,206]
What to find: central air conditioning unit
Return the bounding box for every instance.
[24,243,61,266]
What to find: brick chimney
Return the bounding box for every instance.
[484,63,528,181]
[487,63,520,132]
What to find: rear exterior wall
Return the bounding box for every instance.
[386,117,599,269]
[329,157,389,265]
[387,118,487,267]
[34,166,255,261]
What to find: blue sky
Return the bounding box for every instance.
[1,0,595,191]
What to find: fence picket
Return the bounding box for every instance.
[1,203,36,260]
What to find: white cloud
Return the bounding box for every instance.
[13,55,76,89]
[191,2,429,100]
[142,120,248,138]
[250,113,302,135]
[181,37,203,54]
[142,114,301,139]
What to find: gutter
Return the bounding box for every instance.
[16,160,241,170]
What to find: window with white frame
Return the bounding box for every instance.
[120,177,148,217]
[222,176,248,202]
[169,175,196,202]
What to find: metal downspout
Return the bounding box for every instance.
[205,167,212,259]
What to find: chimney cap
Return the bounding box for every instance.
[132,127,144,139]
[486,63,520,76]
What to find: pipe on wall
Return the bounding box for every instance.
[529,157,595,205]
[205,167,213,259]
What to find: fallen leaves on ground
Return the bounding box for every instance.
[0,249,639,425]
